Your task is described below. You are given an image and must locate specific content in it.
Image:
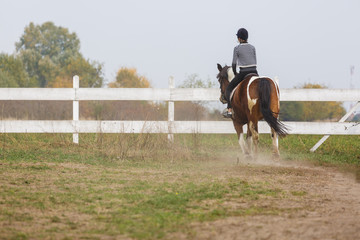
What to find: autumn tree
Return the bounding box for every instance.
[88,67,158,121]
[108,67,151,88]
[280,83,346,121]
[301,83,345,121]
[15,22,103,87]
[49,56,103,88]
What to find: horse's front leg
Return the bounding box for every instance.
[233,121,250,157]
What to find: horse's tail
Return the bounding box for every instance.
[258,78,288,137]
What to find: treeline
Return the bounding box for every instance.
[280,84,346,121]
[0,22,103,88]
[0,22,216,121]
[0,22,347,121]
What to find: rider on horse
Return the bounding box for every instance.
[223,28,258,118]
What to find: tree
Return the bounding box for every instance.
[280,83,346,121]
[109,67,151,88]
[301,83,345,121]
[15,22,103,87]
[95,67,154,121]
[49,56,103,88]
[280,101,304,121]
[0,70,18,87]
[178,74,215,88]
[177,74,216,120]
[0,53,37,87]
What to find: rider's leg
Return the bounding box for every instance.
[225,74,242,103]
[223,73,243,118]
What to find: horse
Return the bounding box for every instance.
[216,63,287,158]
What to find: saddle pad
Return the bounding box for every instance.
[229,76,279,102]
[229,76,261,101]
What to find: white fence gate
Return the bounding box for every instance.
[0,76,359,151]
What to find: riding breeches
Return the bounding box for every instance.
[225,69,258,108]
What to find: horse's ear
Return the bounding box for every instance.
[217,63,223,72]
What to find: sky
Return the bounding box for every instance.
[1,0,360,90]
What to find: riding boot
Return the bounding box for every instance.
[222,108,232,118]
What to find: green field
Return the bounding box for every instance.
[0,133,359,239]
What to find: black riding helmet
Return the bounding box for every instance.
[236,28,248,41]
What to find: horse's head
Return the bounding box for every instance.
[216,63,233,104]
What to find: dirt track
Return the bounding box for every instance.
[172,157,360,240]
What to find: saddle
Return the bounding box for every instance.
[229,73,259,101]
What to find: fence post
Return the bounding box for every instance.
[73,75,79,144]
[168,76,174,142]
[310,101,360,152]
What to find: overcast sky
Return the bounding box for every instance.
[1,0,359,89]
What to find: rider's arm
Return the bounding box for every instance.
[232,63,237,75]
[232,46,238,75]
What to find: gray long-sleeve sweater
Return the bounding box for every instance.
[232,43,257,69]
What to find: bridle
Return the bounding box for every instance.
[217,67,229,104]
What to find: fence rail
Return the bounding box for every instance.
[1,88,360,101]
[1,120,359,135]
[0,76,359,146]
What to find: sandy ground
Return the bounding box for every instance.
[171,157,360,240]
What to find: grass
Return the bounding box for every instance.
[279,135,360,166]
[0,132,359,239]
[0,158,282,239]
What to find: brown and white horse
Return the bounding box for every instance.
[217,63,287,158]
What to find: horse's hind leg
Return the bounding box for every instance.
[249,121,259,157]
[246,126,252,155]
[271,128,280,158]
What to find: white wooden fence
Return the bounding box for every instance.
[0,76,359,150]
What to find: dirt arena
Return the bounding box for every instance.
[171,157,360,240]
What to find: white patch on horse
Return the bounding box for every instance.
[247,76,259,114]
[238,133,247,154]
[229,75,280,113]
[227,68,235,82]
[246,76,280,114]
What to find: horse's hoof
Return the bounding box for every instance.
[244,154,252,160]
[272,153,280,160]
